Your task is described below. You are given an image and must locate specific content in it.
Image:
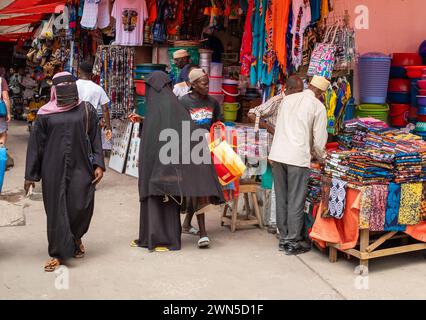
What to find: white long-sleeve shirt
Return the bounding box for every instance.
[269,89,328,168]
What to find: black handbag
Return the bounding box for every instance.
[84,102,95,164]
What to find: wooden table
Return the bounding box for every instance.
[328,230,426,273]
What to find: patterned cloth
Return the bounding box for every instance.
[328,178,347,219]
[398,183,423,225]
[421,184,426,221]
[359,186,373,229]
[369,185,388,231]
[384,183,406,232]
[320,175,332,218]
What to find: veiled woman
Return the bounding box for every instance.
[25,72,105,272]
[131,71,223,252]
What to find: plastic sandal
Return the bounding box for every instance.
[73,240,85,259]
[198,237,210,248]
[182,227,200,236]
[44,258,61,272]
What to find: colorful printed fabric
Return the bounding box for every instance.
[422,184,426,221]
[384,183,406,232]
[359,186,372,229]
[240,0,254,76]
[320,175,332,218]
[328,178,347,219]
[369,185,388,231]
[398,183,423,225]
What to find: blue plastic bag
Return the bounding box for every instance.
[0,147,7,193]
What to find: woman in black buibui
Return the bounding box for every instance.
[25,72,105,272]
[131,71,223,252]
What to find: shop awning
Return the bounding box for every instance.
[0,0,65,14]
[0,13,44,26]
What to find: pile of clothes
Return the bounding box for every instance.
[306,168,323,203]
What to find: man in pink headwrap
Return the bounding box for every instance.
[24,72,106,272]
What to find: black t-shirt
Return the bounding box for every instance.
[179,94,223,130]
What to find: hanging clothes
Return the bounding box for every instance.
[310,0,321,23]
[359,186,372,229]
[97,0,111,29]
[290,0,311,71]
[328,178,347,219]
[369,185,388,231]
[81,0,100,30]
[320,0,330,20]
[384,183,406,232]
[240,0,254,76]
[250,0,267,86]
[398,183,422,225]
[112,0,148,46]
[271,0,291,71]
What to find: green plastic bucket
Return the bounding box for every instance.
[134,64,167,80]
[136,96,146,116]
[355,103,390,122]
[223,103,240,122]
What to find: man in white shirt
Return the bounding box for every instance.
[269,75,330,256]
[77,62,112,141]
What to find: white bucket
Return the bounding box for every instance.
[210,92,224,105]
[199,49,213,60]
[210,62,223,77]
[209,76,223,93]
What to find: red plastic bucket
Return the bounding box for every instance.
[222,79,239,103]
[135,80,146,96]
[389,104,410,127]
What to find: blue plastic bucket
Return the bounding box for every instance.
[359,53,391,104]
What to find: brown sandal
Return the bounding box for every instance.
[74,240,85,259]
[44,258,61,272]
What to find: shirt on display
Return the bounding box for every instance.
[76,79,110,114]
[81,0,100,29]
[112,0,148,46]
[97,0,111,29]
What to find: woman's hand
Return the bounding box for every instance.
[24,180,35,195]
[128,112,143,123]
[92,167,104,185]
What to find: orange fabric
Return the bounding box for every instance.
[310,188,361,250]
[146,0,158,24]
[272,0,291,70]
[406,222,426,243]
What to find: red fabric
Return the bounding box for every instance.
[0,1,64,14]
[406,222,426,243]
[240,0,254,76]
[310,188,361,250]
[0,14,44,26]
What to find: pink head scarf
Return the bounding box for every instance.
[38,72,81,115]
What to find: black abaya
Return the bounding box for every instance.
[25,103,105,260]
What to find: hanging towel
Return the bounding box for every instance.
[328,178,347,219]
[240,0,254,76]
[384,182,406,232]
[399,183,422,225]
[359,186,372,229]
[369,184,388,231]
[272,0,291,70]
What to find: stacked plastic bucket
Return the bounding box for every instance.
[134,64,167,116]
[209,62,224,106]
[222,79,240,122]
[357,52,391,123]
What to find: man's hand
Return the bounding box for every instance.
[92,167,104,185]
[128,113,144,123]
[105,129,113,141]
[24,180,35,195]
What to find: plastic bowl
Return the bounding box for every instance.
[392,53,423,66]
[135,80,146,96]
[388,92,411,104]
[418,89,426,95]
[416,122,426,132]
[417,95,426,106]
[418,80,426,89]
[417,114,426,122]
[405,66,426,79]
[418,106,426,115]
[388,79,410,92]
[390,66,407,79]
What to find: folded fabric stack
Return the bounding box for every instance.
[307,168,322,203]
[394,152,424,183]
[346,150,394,184]
[324,152,351,180]
[342,118,389,150]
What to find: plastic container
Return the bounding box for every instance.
[418,80,426,89]
[419,89,426,96]
[135,80,146,96]
[389,104,410,127]
[418,106,426,115]
[135,64,167,73]
[387,92,411,104]
[199,49,213,60]
[209,76,223,93]
[355,103,390,122]
[417,95,426,106]
[210,62,223,77]
[417,114,426,122]
[359,53,391,104]
[415,122,426,132]
[223,103,240,122]
[222,79,240,103]
[390,66,407,79]
[136,96,146,116]
[392,53,423,67]
[409,106,418,119]
[405,66,426,79]
[0,147,7,193]
[388,79,410,92]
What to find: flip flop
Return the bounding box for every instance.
[154,247,169,252]
[130,239,139,247]
[182,227,200,236]
[198,237,210,248]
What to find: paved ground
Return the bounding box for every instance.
[1,121,426,300]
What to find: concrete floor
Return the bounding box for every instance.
[1,121,426,300]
